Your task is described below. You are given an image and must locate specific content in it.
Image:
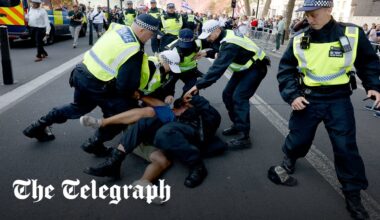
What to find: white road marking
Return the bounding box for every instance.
[0,53,84,114]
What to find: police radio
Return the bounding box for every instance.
[339,36,352,53]
[300,36,310,50]
[348,71,357,90]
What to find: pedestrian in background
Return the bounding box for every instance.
[68,4,83,48]
[368,24,380,53]
[25,0,50,62]
[272,15,284,52]
[238,15,249,36]
[90,6,106,38]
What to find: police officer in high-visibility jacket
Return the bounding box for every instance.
[23,14,161,156]
[148,0,162,53]
[275,0,380,219]
[165,28,212,94]
[185,20,270,150]
[186,11,196,32]
[124,0,137,26]
[159,3,186,51]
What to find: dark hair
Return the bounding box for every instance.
[173,98,184,108]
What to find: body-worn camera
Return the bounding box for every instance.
[300,36,310,49]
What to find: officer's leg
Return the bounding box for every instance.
[323,99,368,192]
[23,85,97,142]
[231,67,265,134]
[221,72,241,135]
[281,103,322,173]
[154,122,207,188]
[323,99,369,219]
[227,67,266,149]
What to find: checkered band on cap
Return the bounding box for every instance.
[160,54,179,66]
[202,24,219,34]
[135,18,158,31]
[304,0,333,8]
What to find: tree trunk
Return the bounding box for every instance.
[262,0,271,18]
[284,0,295,40]
[243,0,251,16]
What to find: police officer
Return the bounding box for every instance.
[185,20,270,150]
[23,14,161,156]
[124,0,137,26]
[275,0,380,219]
[148,0,162,53]
[159,3,186,51]
[186,11,196,32]
[165,28,211,94]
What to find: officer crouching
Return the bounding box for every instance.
[275,0,380,219]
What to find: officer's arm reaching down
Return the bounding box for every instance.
[277,38,305,106]
[184,43,239,100]
[353,28,380,108]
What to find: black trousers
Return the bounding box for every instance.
[154,122,203,167]
[120,118,226,166]
[120,117,164,153]
[30,27,48,58]
[222,66,266,134]
[283,98,368,193]
[39,64,138,143]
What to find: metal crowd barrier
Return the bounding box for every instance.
[249,27,275,50]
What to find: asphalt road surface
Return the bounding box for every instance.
[0,33,379,220]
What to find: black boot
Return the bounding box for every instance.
[281,155,296,174]
[227,133,251,150]
[184,162,208,188]
[81,136,112,157]
[23,120,55,142]
[344,191,369,220]
[83,149,126,178]
[222,126,240,136]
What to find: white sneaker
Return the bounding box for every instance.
[272,49,278,52]
[79,115,101,129]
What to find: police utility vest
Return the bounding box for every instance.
[124,10,136,26]
[293,26,359,87]
[83,23,150,90]
[148,8,161,19]
[161,14,183,36]
[167,39,202,72]
[221,30,266,72]
[141,56,169,95]
[187,14,195,23]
